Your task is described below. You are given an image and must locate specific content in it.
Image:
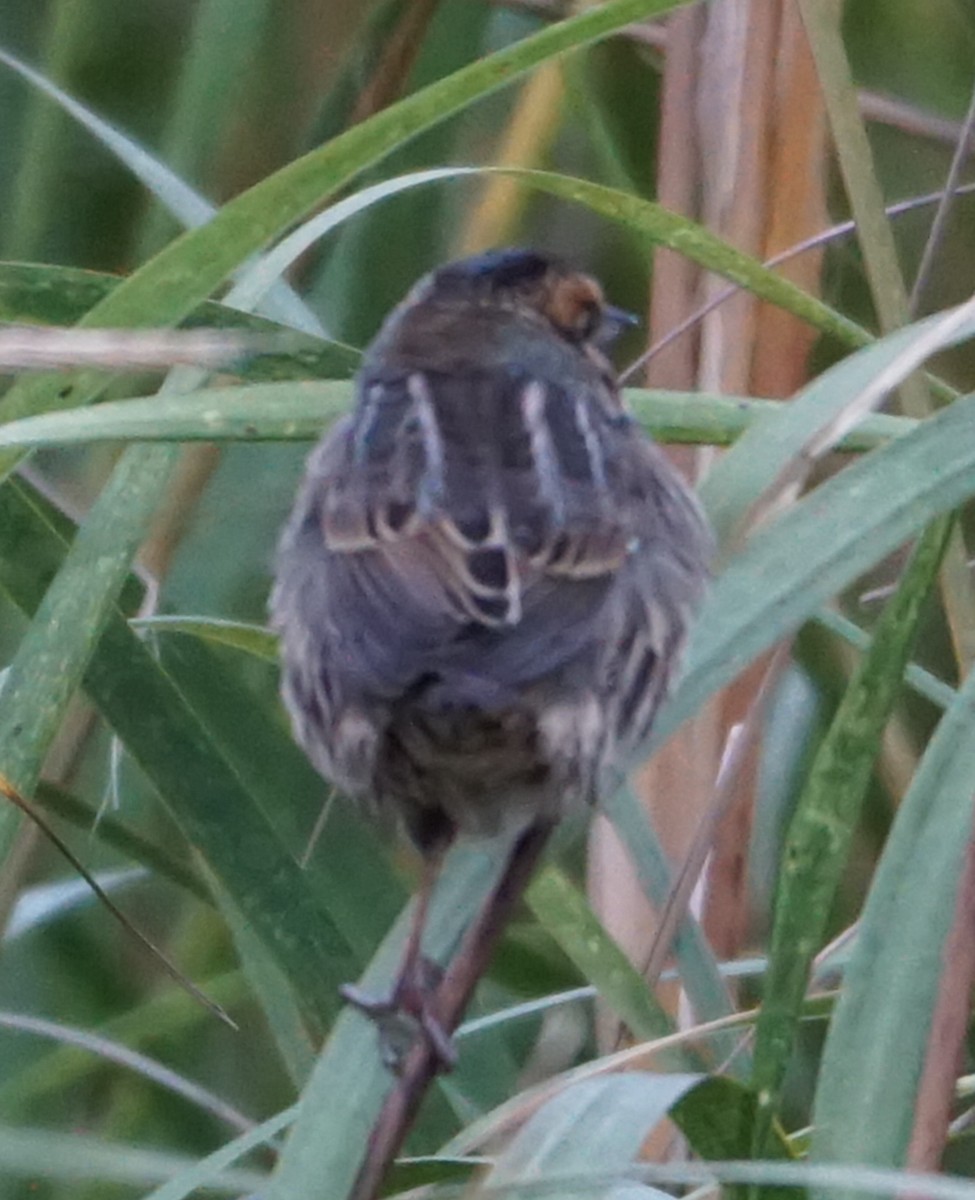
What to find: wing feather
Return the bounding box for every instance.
[276,365,695,706]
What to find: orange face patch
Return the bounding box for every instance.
[543,273,604,340]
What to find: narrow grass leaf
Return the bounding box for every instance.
[811,642,975,1178]
[702,301,975,545]
[218,160,874,370]
[0,44,324,336]
[651,390,975,756]
[130,616,278,661]
[385,1156,481,1193]
[0,442,179,862]
[5,869,144,942]
[484,1074,701,1197]
[525,866,697,1070]
[0,479,360,1039]
[603,786,742,1070]
[0,0,696,469]
[0,1123,265,1193]
[0,261,360,381]
[141,1104,298,1200]
[0,382,914,451]
[752,515,953,1154]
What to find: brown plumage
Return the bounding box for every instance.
[271,249,712,1063]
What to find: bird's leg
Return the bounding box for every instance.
[346,819,556,1200]
[340,842,455,1071]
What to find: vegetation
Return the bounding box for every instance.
[1,0,975,1197]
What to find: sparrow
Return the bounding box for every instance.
[271,248,713,1065]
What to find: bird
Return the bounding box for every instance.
[270,248,713,1066]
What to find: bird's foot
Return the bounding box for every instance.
[340,955,457,1073]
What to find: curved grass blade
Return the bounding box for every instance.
[0,1123,266,1193]
[524,866,698,1069]
[0,0,697,473]
[811,645,975,1184]
[0,1009,255,1133]
[751,515,954,1157]
[0,478,365,1040]
[0,381,914,451]
[0,262,360,381]
[129,616,277,661]
[482,1074,701,1197]
[0,43,324,336]
[702,299,975,546]
[500,169,873,357]
[650,389,975,757]
[169,161,875,366]
[0,971,247,1114]
[0,442,179,863]
[5,868,144,943]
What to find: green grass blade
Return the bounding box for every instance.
[702,301,975,546]
[525,866,697,1069]
[129,616,277,661]
[0,1123,266,1193]
[0,442,179,862]
[651,390,975,757]
[0,0,695,473]
[483,1074,701,1194]
[0,381,916,450]
[0,479,363,1039]
[811,629,975,1179]
[751,515,953,1155]
[0,261,360,380]
[141,1104,298,1200]
[603,786,743,1070]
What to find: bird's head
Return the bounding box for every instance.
[411,249,637,350]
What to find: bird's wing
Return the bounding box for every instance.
[275,367,687,701]
[324,367,633,596]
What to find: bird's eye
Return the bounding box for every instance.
[574,299,601,340]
